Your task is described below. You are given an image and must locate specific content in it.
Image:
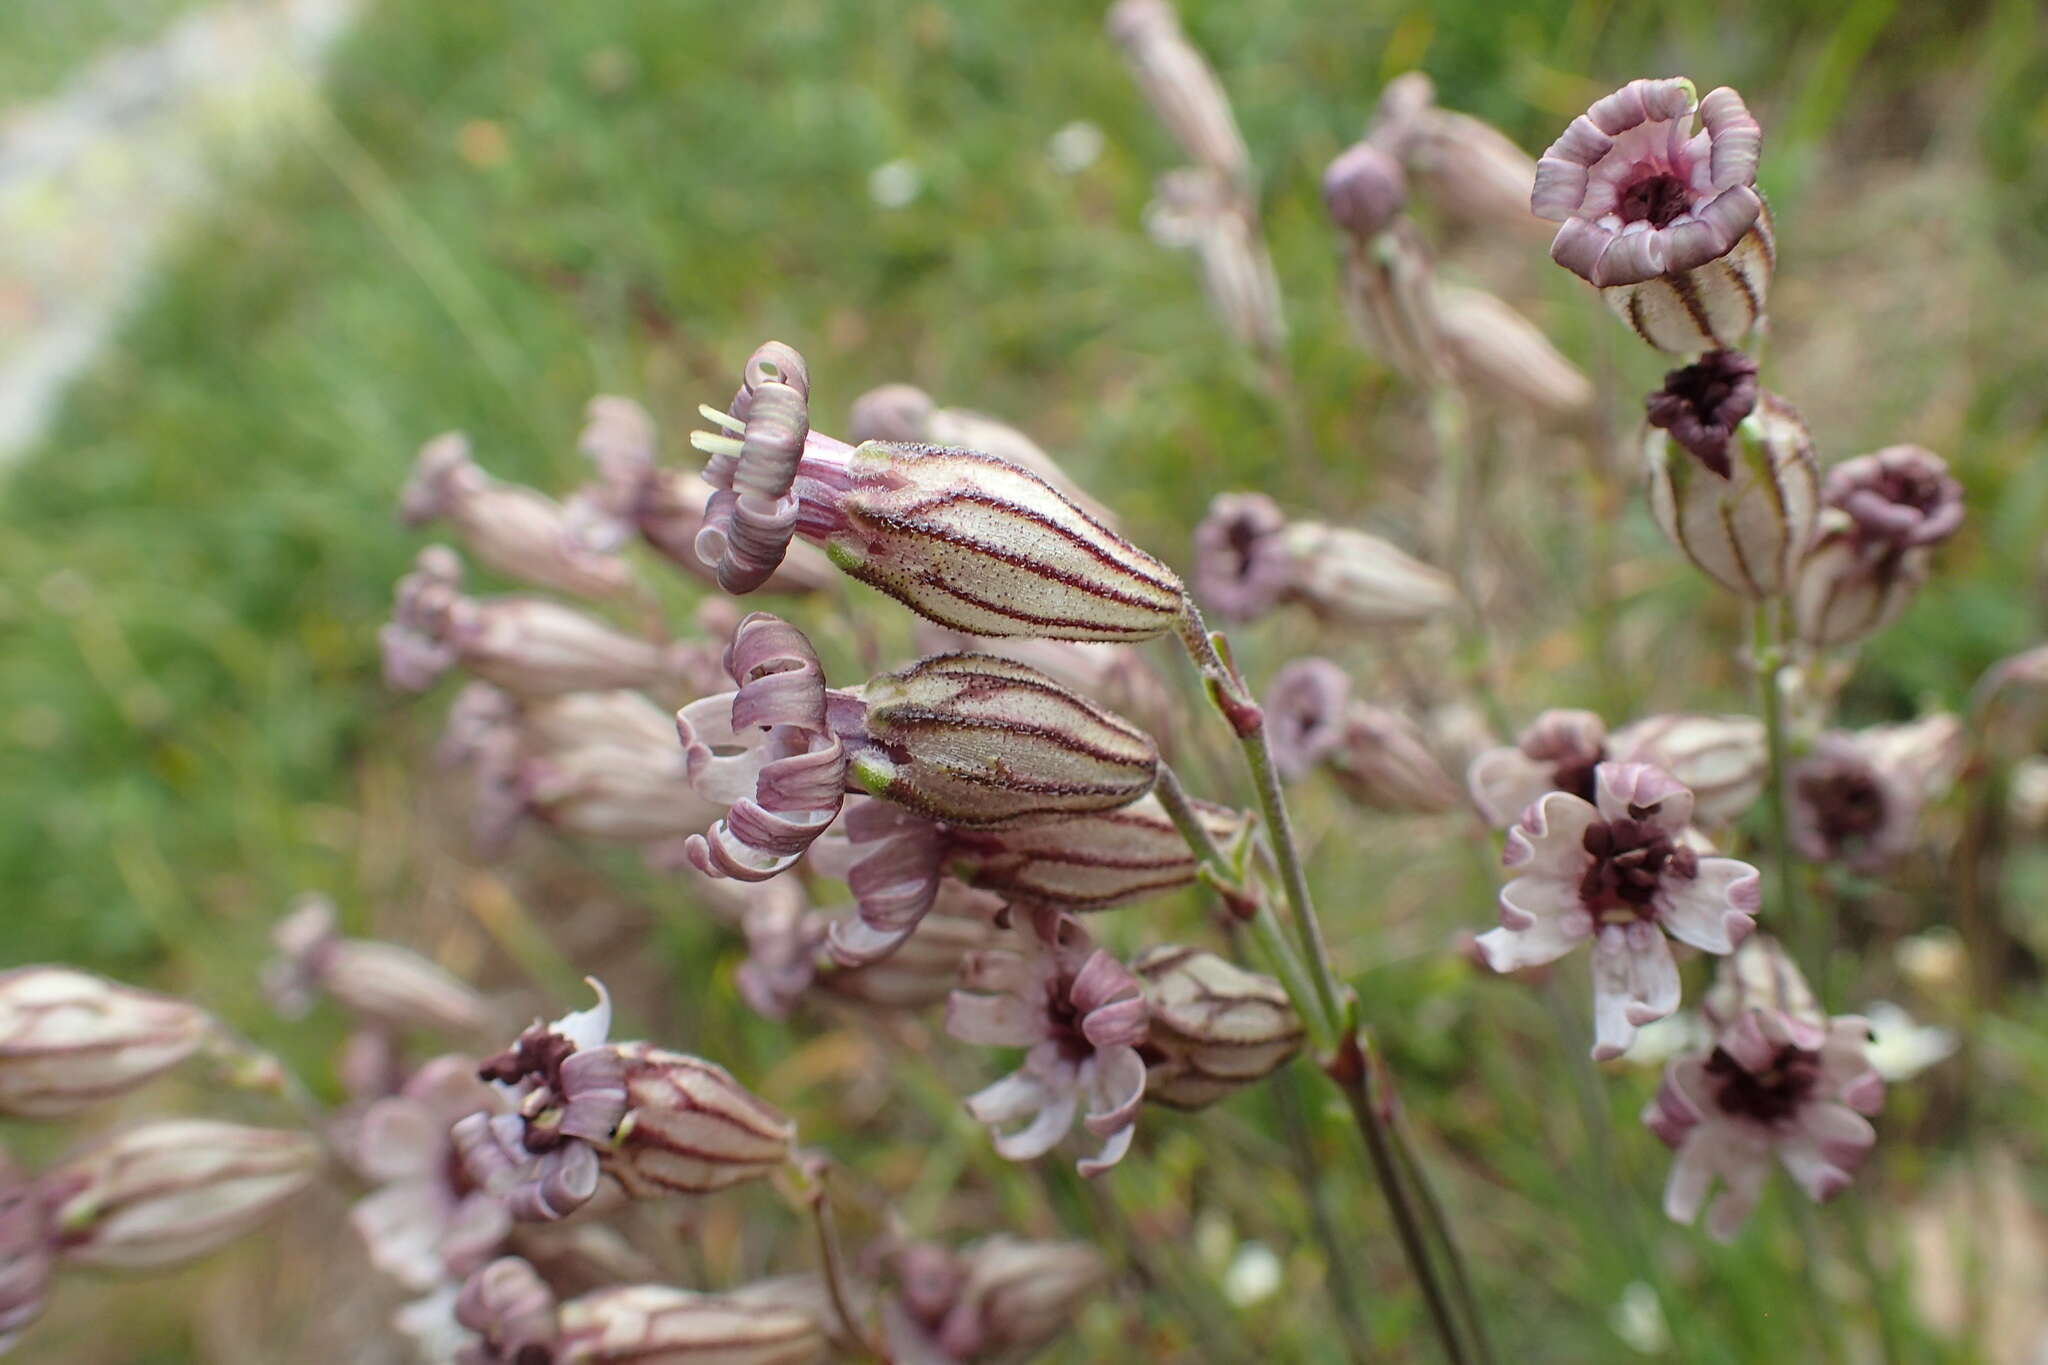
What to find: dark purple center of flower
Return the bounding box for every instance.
[1838,464,1963,549]
[1644,349,1760,478]
[1046,980,1094,1064]
[1580,817,1697,919]
[478,1029,576,1092]
[1618,173,1691,229]
[1795,766,1888,850]
[1223,512,1270,582]
[1706,1044,1821,1125]
[1550,752,1604,805]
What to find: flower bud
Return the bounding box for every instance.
[0,1156,52,1354]
[556,1283,829,1365]
[939,1237,1107,1360]
[1145,167,1288,355]
[1645,356,1818,598]
[1370,73,1541,237]
[1322,142,1407,241]
[1335,219,1447,388]
[1793,445,1964,648]
[821,899,1002,1011]
[455,1256,558,1364]
[1701,935,1826,1051]
[43,1121,321,1271]
[1434,284,1595,426]
[854,654,1158,828]
[1134,947,1302,1109]
[1278,520,1460,627]
[1330,706,1462,814]
[0,967,211,1119]
[1607,714,1767,827]
[952,793,1246,912]
[401,432,637,601]
[604,1044,797,1198]
[265,895,492,1036]
[1106,0,1250,180]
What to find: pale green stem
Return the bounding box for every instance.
[1749,601,1822,973]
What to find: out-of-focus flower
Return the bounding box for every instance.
[556,1282,830,1365]
[402,432,637,600]
[949,910,1149,1175]
[820,885,1004,1012]
[848,385,1117,528]
[381,547,692,696]
[886,1237,1106,1364]
[348,1055,511,1294]
[1894,929,1968,998]
[0,967,211,1119]
[1369,72,1541,237]
[1608,1280,1673,1356]
[1223,1241,1284,1308]
[1192,492,1296,622]
[1192,493,1458,628]
[454,1256,558,1365]
[1322,142,1408,241]
[1106,0,1249,180]
[1789,715,1964,872]
[42,1121,321,1270]
[1644,353,1818,598]
[1533,77,1771,352]
[1145,166,1287,354]
[1473,763,1759,1058]
[264,895,492,1036]
[1467,709,1609,823]
[1048,119,1106,174]
[1434,283,1596,426]
[1333,217,1446,388]
[1469,710,1765,829]
[1794,446,1964,648]
[2009,757,2048,834]
[1644,942,1882,1241]
[690,344,1186,641]
[1265,657,1353,781]
[0,1153,51,1355]
[1860,1001,1957,1082]
[1330,704,1463,814]
[869,158,923,209]
[1134,947,1301,1109]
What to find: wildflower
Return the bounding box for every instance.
[42,1121,321,1270]
[347,1055,512,1293]
[1644,352,1818,597]
[601,1043,798,1199]
[0,1155,51,1354]
[1133,947,1302,1109]
[1193,494,1458,627]
[381,547,693,696]
[1145,166,1288,354]
[1434,284,1596,426]
[1794,445,1964,647]
[264,895,492,1036]
[680,615,1161,889]
[453,1256,558,1364]
[1264,657,1353,780]
[1322,142,1408,241]
[886,1237,1106,1363]
[948,910,1149,1175]
[1473,763,1760,1058]
[1332,217,1447,388]
[1371,73,1541,236]
[820,885,1005,1011]
[1789,716,1963,872]
[0,967,212,1119]
[1645,941,1883,1240]
[401,431,637,600]
[555,1282,830,1365]
[1469,710,1766,829]
[689,345,1186,641]
[1106,0,1250,180]
[1533,77,1771,352]
[1192,492,1296,621]
[1265,660,1459,811]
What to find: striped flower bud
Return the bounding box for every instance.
[1278,521,1460,627]
[1333,218,1447,388]
[401,431,637,601]
[936,1237,1107,1361]
[556,1283,829,1365]
[264,895,492,1036]
[689,347,1187,642]
[1,1155,52,1354]
[42,1121,321,1271]
[1534,78,1772,353]
[821,894,1004,1011]
[1644,353,1818,598]
[1329,705,1463,814]
[1370,72,1542,238]
[0,967,211,1119]
[1607,714,1767,828]
[1434,284,1595,427]
[952,793,1247,912]
[1134,947,1302,1109]
[605,1045,797,1199]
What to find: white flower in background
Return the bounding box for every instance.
[870,158,923,209]
[1048,120,1105,174]
[1862,1001,1956,1082]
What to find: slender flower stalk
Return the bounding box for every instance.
[1750,603,1820,975]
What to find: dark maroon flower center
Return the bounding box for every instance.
[1796,767,1888,849]
[1551,752,1604,804]
[1838,465,1964,549]
[478,1029,576,1092]
[1580,817,1697,918]
[1223,512,1271,581]
[1618,173,1691,229]
[1644,349,1760,478]
[1706,1043,1820,1125]
[1045,980,1094,1064]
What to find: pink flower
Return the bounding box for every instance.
[947,910,1149,1176]
[1473,763,1760,1058]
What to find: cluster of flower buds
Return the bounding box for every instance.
[885,1236,1108,1362]
[1788,713,1965,872]
[688,344,1188,642]
[264,894,493,1036]
[1193,491,1458,628]
[452,983,796,1222]
[1265,659,1461,814]
[1467,708,1766,829]
[1643,937,1883,1239]
[1470,762,1760,1058]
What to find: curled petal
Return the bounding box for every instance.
[1502,789,1602,878]
[1590,924,1680,1059]
[1697,87,1761,190]
[1081,1046,1147,1140]
[1656,857,1759,953]
[1594,762,1694,832]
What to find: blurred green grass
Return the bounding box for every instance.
[3,0,2046,1360]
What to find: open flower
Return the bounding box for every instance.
[1533,77,1771,352]
[1789,716,1962,872]
[948,910,1149,1176]
[1794,445,1965,647]
[1645,939,1883,1240]
[1473,763,1760,1058]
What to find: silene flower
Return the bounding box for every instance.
[1467,709,1764,829]
[1473,763,1760,1058]
[1533,77,1772,353]
[1793,445,1965,648]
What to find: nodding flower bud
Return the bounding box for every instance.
[0,968,211,1120]
[1279,521,1461,627]
[401,432,637,601]
[556,1283,829,1365]
[1133,947,1303,1109]
[1191,492,1295,621]
[1329,704,1464,814]
[1434,284,1596,427]
[1645,355,1818,598]
[949,793,1246,913]
[1534,77,1772,353]
[1,1156,52,1354]
[264,895,493,1036]
[381,547,692,696]
[602,1044,797,1199]
[42,1121,321,1271]
[455,1256,558,1365]
[1264,657,1352,781]
[1369,72,1541,237]
[689,346,1187,642]
[1322,142,1408,241]
[1106,0,1250,181]
[888,1237,1108,1363]
[1793,445,1964,648]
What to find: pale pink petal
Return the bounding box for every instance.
[1656,856,1759,953]
[1502,790,1601,878]
[1777,1103,1875,1204]
[946,992,1050,1048]
[1590,924,1679,1059]
[1497,872,1591,934]
[1476,905,1591,973]
[1594,762,1695,833]
[1466,747,1557,827]
[1704,1147,1773,1242]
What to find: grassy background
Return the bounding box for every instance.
[4,0,2047,1359]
